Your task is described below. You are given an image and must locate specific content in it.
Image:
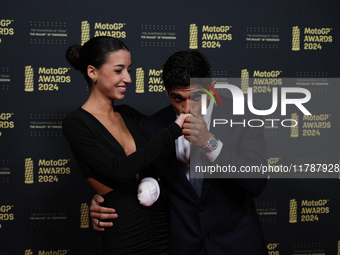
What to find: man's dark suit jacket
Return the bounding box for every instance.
[140,97,268,255]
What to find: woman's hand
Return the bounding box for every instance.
[175,113,190,128]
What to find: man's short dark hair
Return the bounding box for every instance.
[162,50,211,91]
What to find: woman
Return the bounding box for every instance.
[62,36,186,254]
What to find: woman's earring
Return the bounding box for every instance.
[92,76,98,83]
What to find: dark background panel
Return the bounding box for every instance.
[0,0,339,254]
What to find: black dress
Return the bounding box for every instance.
[62,105,181,255]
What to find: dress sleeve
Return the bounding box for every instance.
[62,115,181,183]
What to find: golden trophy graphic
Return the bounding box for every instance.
[135,68,144,93]
[24,66,34,92]
[291,113,299,138]
[81,21,90,46]
[25,249,33,255]
[80,203,89,228]
[189,24,198,49]
[289,199,297,223]
[292,26,300,51]
[25,158,34,184]
[241,69,249,94]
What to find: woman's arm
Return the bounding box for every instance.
[62,113,187,184]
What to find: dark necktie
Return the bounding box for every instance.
[190,145,204,198]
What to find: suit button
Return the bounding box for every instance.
[199,206,205,212]
[204,235,210,241]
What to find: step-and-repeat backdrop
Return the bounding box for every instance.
[1,0,339,254]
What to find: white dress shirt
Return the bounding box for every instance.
[175,99,223,179]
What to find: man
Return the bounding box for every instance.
[90,50,268,254]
